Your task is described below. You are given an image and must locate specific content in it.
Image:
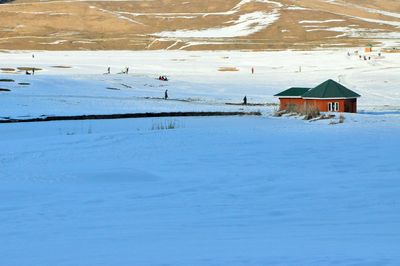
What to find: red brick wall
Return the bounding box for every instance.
[279,98,357,113]
[279,98,305,110]
[304,99,357,113]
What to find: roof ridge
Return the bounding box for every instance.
[322,80,330,98]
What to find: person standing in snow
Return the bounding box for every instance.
[32,68,35,75]
[251,67,254,74]
[164,89,168,100]
[107,67,110,74]
[243,96,247,105]
[126,67,129,74]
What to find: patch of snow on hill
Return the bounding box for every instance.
[154,11,280,38]
[361,8,400,19]
[286,6,309,10]
[350,15,400,27]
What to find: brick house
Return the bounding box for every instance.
[275,80,361,113]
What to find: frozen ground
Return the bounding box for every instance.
[1,50,400,265]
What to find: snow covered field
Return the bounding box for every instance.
[1,49,400,119]
[1,116,400,265]
[1,50,400,265]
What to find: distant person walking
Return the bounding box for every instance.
[251,67,254,74]
[243,96,247,105]
[164,89,168,100]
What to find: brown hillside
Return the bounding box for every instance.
[0,0,399,50]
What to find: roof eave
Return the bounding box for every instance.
[302,96,360,99]
[275,96,303,98]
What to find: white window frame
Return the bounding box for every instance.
[328,102,339,112]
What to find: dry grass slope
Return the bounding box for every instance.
[0,0,399,50]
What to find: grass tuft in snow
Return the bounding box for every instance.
[151,120,180,130]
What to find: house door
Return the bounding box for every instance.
[344,101,350,112]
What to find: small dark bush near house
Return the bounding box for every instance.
[339,114,345,123]
[298,105,321,120]
[273,104,320,120]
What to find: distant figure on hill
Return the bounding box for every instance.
[164,89,168,100]
[126,67,129,74]
[243,96,247,105]
[107,67,110,74]
[251,67,254,74]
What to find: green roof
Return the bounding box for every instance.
[274,87,311,97]
[302,79,360,99]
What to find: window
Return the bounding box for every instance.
[328,102,339,112]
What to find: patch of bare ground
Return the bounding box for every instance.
[17,67,42,71]
[0,68,15,71]
[218,67,239,72]
[51,65,72,68]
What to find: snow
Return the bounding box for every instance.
[1,49,400,265]
[153,11,280,38]
[286,6,309,10]
[1,115,400,265]
[151,0,283,38]
[349,15,400,28]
